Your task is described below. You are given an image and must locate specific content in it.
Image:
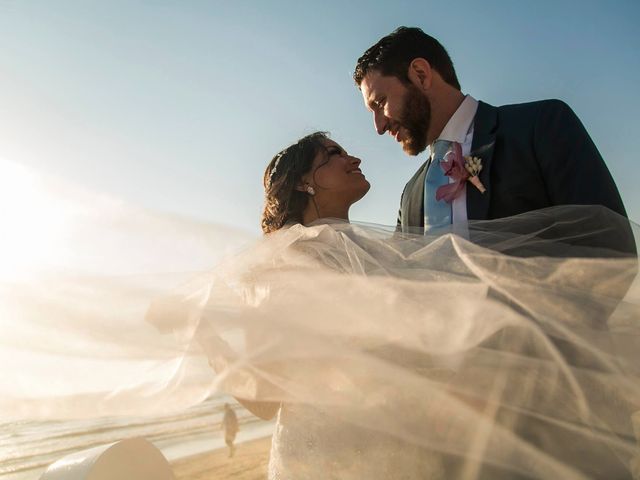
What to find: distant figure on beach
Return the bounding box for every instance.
[222,403,239,458]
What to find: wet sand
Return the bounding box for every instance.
[171,436,271,480]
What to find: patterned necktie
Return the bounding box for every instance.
[424,139,453,231]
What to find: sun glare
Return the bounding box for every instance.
[0,160,71,280]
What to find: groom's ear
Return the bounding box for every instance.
[407,58,433,91]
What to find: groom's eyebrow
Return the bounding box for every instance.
[365,93,381,111]
[365,95,376,111]
[361,88,373,110]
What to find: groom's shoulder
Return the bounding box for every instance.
[494,98,572,117]
[482,99,577,132]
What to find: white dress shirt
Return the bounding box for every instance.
[429,95,479,224]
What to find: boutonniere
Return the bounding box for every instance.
[436,143,487,203]
[463,156,486,194]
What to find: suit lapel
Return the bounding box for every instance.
[467,101,498,220]
[401,159,429,231]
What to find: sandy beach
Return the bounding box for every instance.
[171,437,272,480]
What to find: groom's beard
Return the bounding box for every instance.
[399,85,431,156]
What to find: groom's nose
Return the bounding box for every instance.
[374,111,388,135]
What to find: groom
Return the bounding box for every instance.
[353,28,636,479]
[353,27,628,234]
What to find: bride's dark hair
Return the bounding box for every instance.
[261,132,328,234]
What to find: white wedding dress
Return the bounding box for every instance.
[1,165,639,480]
[268,402,446,479]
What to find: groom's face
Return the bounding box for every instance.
[360,71,431,156]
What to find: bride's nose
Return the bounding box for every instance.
[350,157,362,168]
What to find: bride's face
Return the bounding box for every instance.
[306,139,370,206]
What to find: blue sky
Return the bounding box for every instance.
[1,0,639,234]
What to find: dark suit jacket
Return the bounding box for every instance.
[397,101,636,479]
[398,100,628,231]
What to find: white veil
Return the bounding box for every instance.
[1,161,639,479]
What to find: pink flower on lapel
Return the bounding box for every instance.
[436,142,486,203]
[436,143,468,202]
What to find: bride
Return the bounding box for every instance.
[184,131,638,479]
[258,131,448,479]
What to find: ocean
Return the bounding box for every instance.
[0,395,274,479]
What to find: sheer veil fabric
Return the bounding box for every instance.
[1,166,639,479]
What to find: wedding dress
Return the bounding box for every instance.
[1,164,639,479]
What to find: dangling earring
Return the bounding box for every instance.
[306,185,316,196]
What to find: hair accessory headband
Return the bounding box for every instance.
[268,150,287,186]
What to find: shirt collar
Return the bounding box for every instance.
[435,94,479,144]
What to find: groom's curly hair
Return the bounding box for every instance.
[353,27,460,90]
[261,132,328,234]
